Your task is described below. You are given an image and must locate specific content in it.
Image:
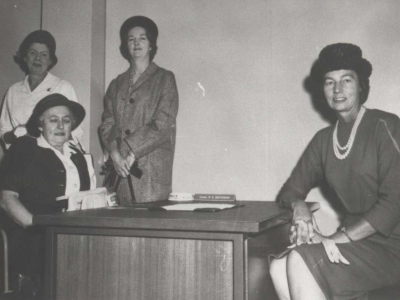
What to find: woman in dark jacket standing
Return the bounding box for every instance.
[99,16,179,204]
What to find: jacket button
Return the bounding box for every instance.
[125,129,131,135]
[129,98,134,104]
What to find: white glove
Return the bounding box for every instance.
[322,239,350,265]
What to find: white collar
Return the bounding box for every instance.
[23,72,54,92]
[37,134,76,158]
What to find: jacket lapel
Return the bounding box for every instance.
[115,63,159,128]
[128,62,159,95]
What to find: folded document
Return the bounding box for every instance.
[57,187,117,211]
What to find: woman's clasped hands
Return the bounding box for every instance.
[289,220,350,265]
[110,144,136,178]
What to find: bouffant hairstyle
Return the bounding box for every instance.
[311,43,372,104]
[13,30,58,74]
[119,16,158,62]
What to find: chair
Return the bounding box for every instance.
[1,227,13,295]
[368,286,400,300]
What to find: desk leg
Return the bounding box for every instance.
[245,222,291,300]
[45,228,58,300]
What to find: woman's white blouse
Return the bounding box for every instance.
[37,135,80,197]
[0,72,83,147]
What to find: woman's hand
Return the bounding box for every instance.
[288,225,350,265]
[126,151,136,169]
[290,227,325,246]
[291,201,314,245]
[110,148,130,178]
[322,239,350,265]
[290,219,314,245]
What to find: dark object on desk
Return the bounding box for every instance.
[124,202,168,211]
[162,202,244,212]
[193,207,222,212]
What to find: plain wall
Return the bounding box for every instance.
[106,0,400,234]
[42,0,106,180]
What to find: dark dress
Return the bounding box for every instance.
[0,136,90,291]
[279,109,400,300]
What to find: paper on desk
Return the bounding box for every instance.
[66,187,117,211]
[161,203,236,211]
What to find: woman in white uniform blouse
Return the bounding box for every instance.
[0,30,83,148]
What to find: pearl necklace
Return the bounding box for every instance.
[333,106,366,160]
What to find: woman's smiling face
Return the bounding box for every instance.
[323,69,362,118]
[24,43,52,76]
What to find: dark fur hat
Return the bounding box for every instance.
[311,43,372,81]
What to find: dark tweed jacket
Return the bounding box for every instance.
[99,63,179,204]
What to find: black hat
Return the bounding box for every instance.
[311,43,372,81]
[26,94,85,138]
[120,16,158,41]
[14,30,58,73]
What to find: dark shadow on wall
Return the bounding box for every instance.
[303,60,336,126]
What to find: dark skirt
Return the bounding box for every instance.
[294,234,400,300]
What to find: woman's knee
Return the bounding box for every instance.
[270,256,287,280]
[287,249,309,275]
[287,249,303,266]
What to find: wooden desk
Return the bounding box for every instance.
[34,201,318,300]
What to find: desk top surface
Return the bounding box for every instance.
[33,201,319,233]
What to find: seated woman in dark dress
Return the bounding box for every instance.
[0,93,93,297]
[270,43,400,300]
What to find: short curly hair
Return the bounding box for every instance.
[13,30,58,74]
